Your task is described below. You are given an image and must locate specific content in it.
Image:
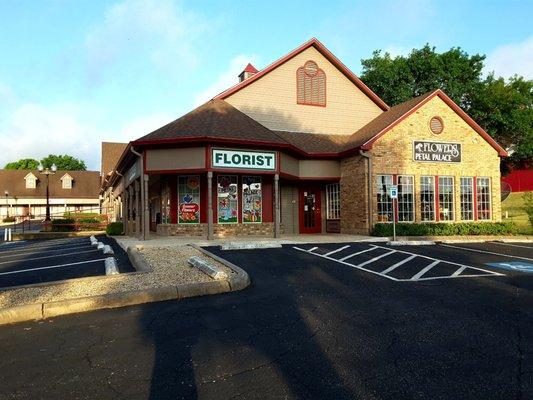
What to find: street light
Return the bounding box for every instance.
[4,190,8,218]
[38,163,57,221]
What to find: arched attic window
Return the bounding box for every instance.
[297,60,326,107]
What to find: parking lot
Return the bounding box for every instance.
[0,236,133,289]
[293,240,533,281]
[0,239,531,399]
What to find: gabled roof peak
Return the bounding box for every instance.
[215,37,389,111]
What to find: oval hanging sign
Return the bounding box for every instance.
[179,203,200,213]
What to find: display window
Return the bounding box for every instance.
[217,175,238,223]
[460,177,474,221]
[420,176,436,222]
[376,175,393,222]
[397,175,414,222]
[178,175,200,224]
[476,177,491,220]
[242,176,262,223]
[438,176,455,221]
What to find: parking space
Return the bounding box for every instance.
[0,236,133,289]
[293,241,533,282]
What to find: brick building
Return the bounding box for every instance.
[101,38,507,240]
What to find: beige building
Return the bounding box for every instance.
[101,38,506,239]
[0,169,101,219]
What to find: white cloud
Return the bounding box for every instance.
[85,0,209,84]
[484,36,533,79]
[0,82,15,105]
[0,102,173,171]
[193,54,260,106]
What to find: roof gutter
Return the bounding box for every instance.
[359,149,373,234]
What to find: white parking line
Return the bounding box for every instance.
[0,249,100,265]
[324,245,350,257]
[0,243,94,259]
[381,255,416,275]
[411,260,440,280]
[491,242,533,250]
[339,246,377,261]
[294,244,504,282]
[0,259,107,276]
[441,243,533,262]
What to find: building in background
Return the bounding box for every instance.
[0,169,101,219]
[101,38,507,240]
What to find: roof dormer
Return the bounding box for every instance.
[60,173,73,189]
[24,172,37,189]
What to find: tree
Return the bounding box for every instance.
[3,154,87,171]
[4,158,40,170]
[360,45,532,167]
[40,154,87,171]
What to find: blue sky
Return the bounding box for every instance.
[0,0,531,170]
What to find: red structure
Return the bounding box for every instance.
[501,168,533,192]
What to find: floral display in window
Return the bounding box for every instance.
[217,175,238,223]
[178,175,200,224]
[242,176,262,223]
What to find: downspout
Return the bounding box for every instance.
[130,147,146,240]
[359,149,373,234]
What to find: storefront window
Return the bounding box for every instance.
[438,176,454,221]
[217,175,238,223]
[397,175,414,222]
[242,176,262,223]
[460,177,474,221]
[178,176,200,224]
[161,183,170,224]
[326,183,340,219]
[477,177,491,220]
[376,175,393,222]
[420,176,435,221]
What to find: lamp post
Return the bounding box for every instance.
[4,191,8,218]
[38,163,57,221]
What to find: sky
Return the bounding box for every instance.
[0,0,531,171]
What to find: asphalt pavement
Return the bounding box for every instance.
[0,241,531,400]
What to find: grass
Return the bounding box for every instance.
[501,191,533,234]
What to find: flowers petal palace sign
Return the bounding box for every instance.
[413,141,462,163]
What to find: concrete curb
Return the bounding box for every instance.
[188,256,228,280]
[388,240,435,246]
[12,231,106,241]
[220,242,283,250]
[0,240,250,326]
[105,258,119,275]
[189,244,251,292]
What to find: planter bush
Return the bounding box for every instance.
[2,216,16,223]
[106,222,124,236]
[51,218,76,232]
[372,221,518,237]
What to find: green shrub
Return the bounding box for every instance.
[106,222,124,236]
[2,216,16,223]
[372,221,518,237]
[64,212,106,221]
[51,218,76,232]
[523,192,533,228]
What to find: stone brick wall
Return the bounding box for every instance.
[156,222,274,237]
[370,96,502,224]
[340,155,369,234]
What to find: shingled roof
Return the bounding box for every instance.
[0,170,100,199]
[101,142,128,177]
[134,99,287,145]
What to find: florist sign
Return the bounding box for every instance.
[413,141,462,163]
[212,149,276,171]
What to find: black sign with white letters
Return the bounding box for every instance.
[413,141,461,163]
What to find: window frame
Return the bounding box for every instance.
[376,174,394,223]
[438,176,455,222]
[460,177,475,221]
[242,176,262,224]
[217,175,239,224]
[476,177,492,221]
[325,183,340,220]
[397,175,415,223]
[420,175,436,222]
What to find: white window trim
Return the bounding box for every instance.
[476,177,492,221]
[460,177,475,222]
[397,175,415,223]
[438,176,455,223]
[325,183,340,220]
[420,175,436,222]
